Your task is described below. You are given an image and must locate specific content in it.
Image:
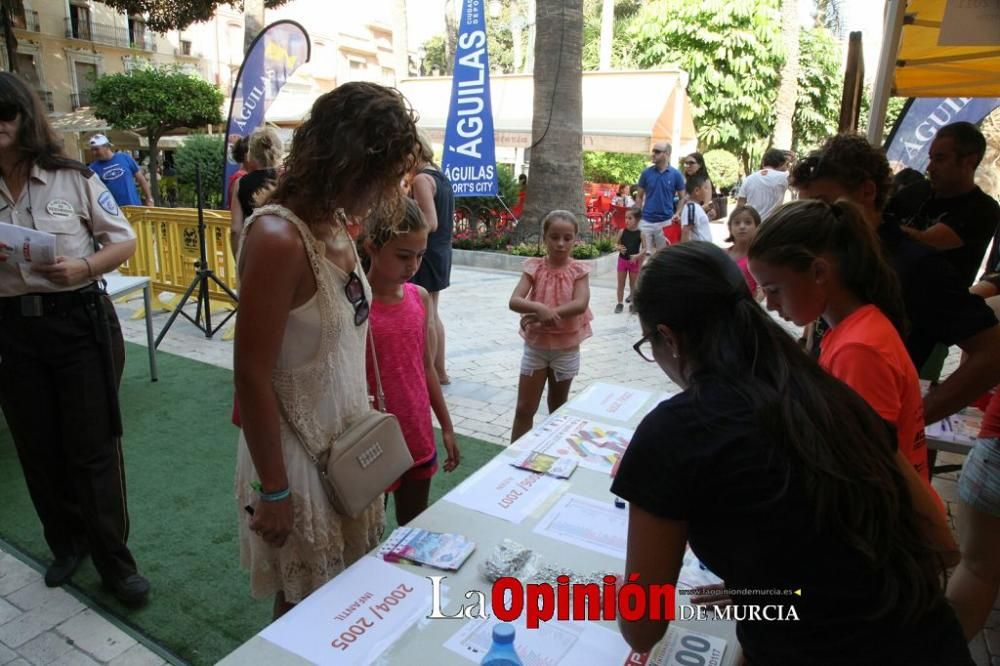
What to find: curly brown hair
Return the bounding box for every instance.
[790,134,893,211]
[266,82,419,226]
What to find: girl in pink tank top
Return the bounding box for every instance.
[364,199,461,526]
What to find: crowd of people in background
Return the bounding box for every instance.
[3,71,1000,662]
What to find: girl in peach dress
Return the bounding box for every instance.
[508,210,593,441]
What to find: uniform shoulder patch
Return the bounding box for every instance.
[98,190,121,217]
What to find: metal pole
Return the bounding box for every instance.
[867,0,906,145]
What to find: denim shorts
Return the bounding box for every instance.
[520,343,581,382]
[959,437,1000,517]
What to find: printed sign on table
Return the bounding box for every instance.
[259,556,429,665]
[566,383,663,423]
[511,414,634,475]
[442,456,564,524]
[533,493,629,560]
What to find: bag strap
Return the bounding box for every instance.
[367,326,387,412]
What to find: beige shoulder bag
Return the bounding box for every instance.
[315,330,413,518]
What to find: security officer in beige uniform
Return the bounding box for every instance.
[0,73,149,605]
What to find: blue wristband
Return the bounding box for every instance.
[258,487,291,502]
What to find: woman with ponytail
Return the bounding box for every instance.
[613,241,969,664]
[747,199,933,483]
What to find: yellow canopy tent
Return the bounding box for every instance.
[867,0,1000,143]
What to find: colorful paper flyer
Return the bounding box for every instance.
[511,414,634,474]
[510,450,579,479]
[378,527,476,571]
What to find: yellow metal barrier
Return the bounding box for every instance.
[121,206,238,314]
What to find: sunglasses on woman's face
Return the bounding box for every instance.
[0,103,19,123]
[344,272,370,326]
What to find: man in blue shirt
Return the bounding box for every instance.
[635,141,686,255]
[88,134,154,207]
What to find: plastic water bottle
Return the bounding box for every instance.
[481,623,523,666]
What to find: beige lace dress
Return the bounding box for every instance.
[234,204,385,603]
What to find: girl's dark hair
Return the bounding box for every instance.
[724,204,761,243]
[231,136,249,164]
[0,72,89,175]
[266,81,419,227]
[634,241,947,623]
[685,152,709,179]
[747,199,907,336]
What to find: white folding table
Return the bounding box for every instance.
[104,274,158,382]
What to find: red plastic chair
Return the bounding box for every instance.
[610,205,628,231]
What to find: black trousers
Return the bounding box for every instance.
[0,291,137,581]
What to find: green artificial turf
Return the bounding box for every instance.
[0,343,503,665]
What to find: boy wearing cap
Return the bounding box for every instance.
[87,134,154,207]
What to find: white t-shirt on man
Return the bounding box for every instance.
[739,168,788,220]
[681,202,712,242]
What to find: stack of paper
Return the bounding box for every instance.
[378,527,476,571]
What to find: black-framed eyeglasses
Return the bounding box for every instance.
[0,102,20,123]
[344,272,370,326]
[633,331,657,362]
[683,160,698,166]
[652,149,664,154]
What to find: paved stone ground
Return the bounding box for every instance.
[2,225,997,664]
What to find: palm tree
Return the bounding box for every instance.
[771,0,799,150]
[519,0,584,240]
[598,0,614,70]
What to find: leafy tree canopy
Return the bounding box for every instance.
[626,0,785,168]
[99,0,290,33]
[174,133,225,208]
[703,148,741,191]
[793,26,842,154]
[90,66,223,142]
[421,35,448,75]
[583,151,646,185]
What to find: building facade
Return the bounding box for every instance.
[2,0,205,115]
[2,0,405,128]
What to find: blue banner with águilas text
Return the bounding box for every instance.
[222,20,310,208]
[442,0,498,198]
[884,97,1000,173]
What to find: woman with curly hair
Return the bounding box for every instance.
[233,82,419,618]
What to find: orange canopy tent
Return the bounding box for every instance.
[867,0,1000,143]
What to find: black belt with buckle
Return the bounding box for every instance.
[0,283,104,318]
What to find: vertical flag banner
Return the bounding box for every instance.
[884,97,1000,172]
[442,1,498,198]
[222,20,310,207]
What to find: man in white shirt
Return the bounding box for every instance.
[737,148,790,221]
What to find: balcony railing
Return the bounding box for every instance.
[70,91,91,110]
[64,18,157,51]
